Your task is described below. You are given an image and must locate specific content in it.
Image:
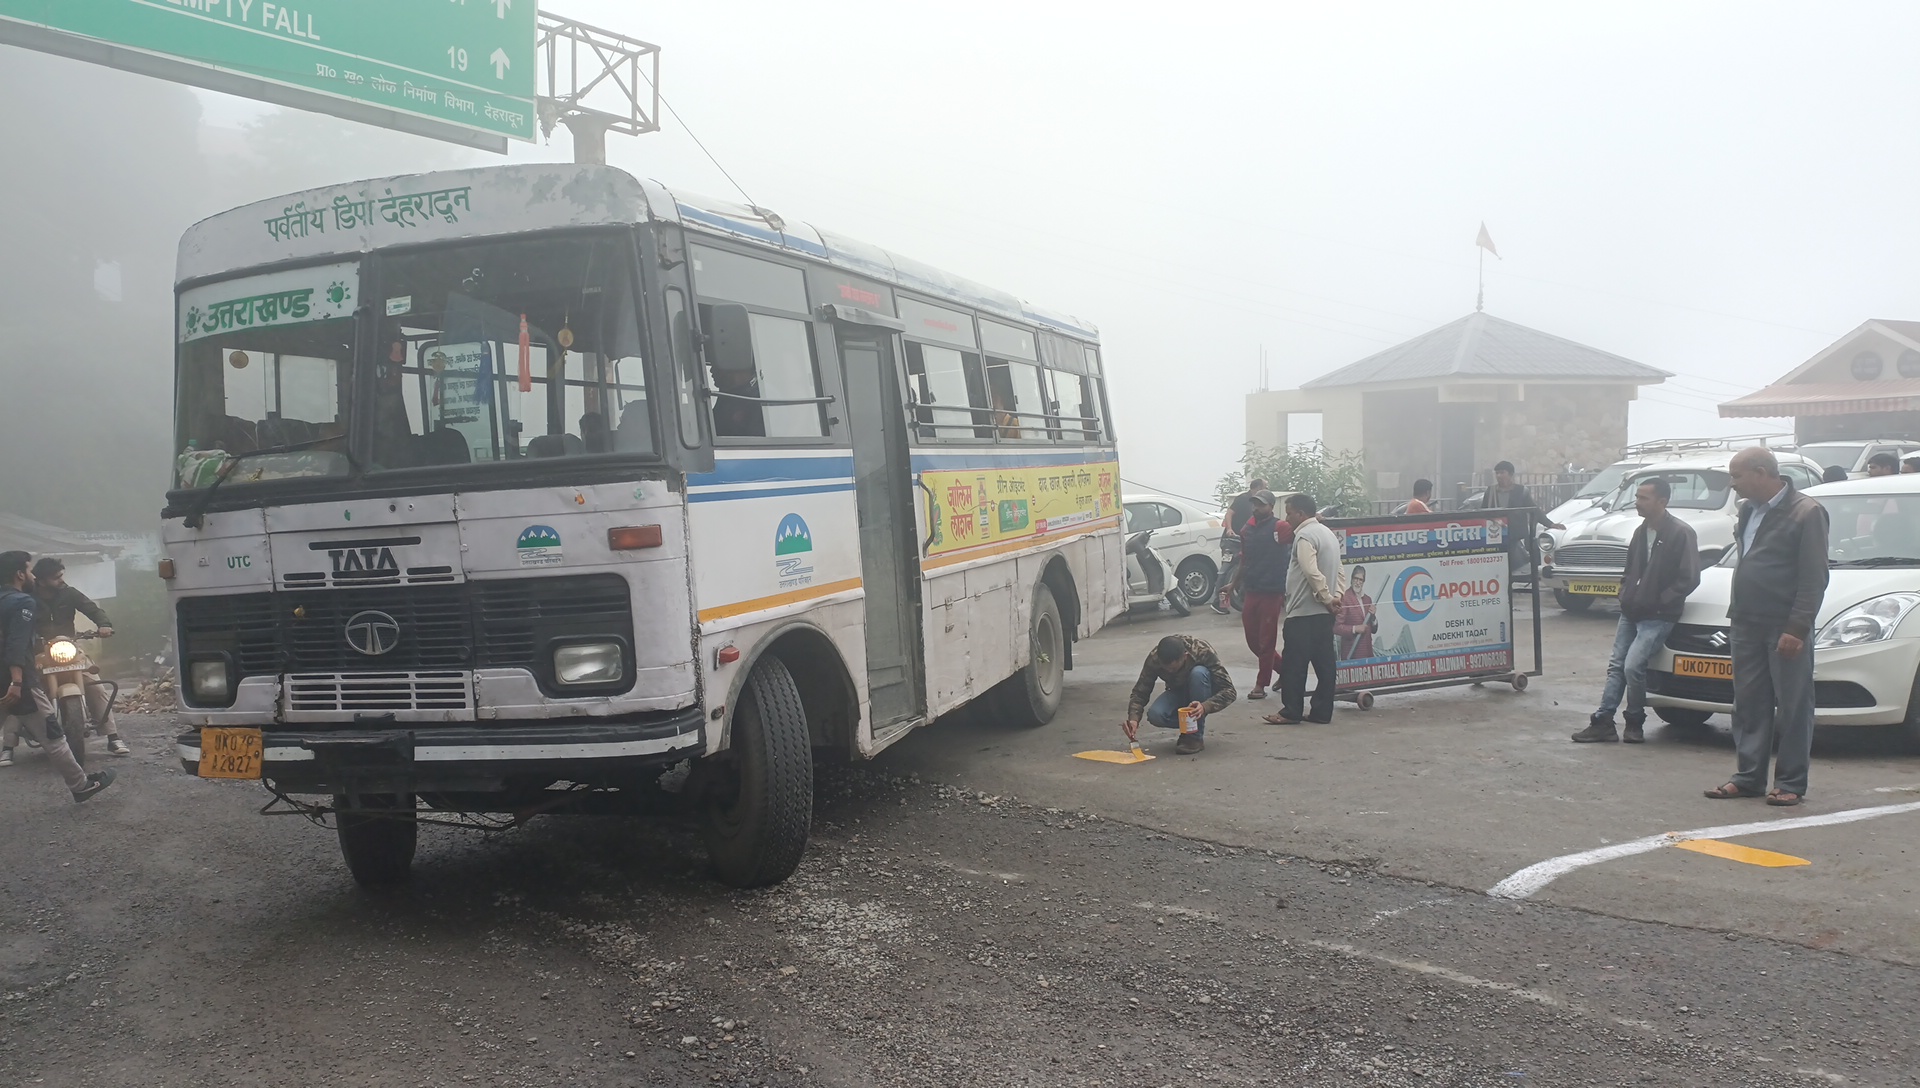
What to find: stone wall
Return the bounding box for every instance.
[1494,384,1630,473]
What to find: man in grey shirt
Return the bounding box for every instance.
[1704,447,1828,807]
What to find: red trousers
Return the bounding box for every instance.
[1241,591,1285,690]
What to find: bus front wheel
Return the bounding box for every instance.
[334,795,417,887]
[705,655,814,888]
[991,584,1066,727]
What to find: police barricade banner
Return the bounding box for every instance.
[1328,515,1514,690]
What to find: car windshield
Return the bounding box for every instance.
[1825,494,1920,566]
[1795,443,1865,474]
[1626,469,1730,510]
[174,261,358,488]
[1576,462,1646,499]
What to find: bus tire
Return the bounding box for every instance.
[58,694,88,769]
[992,584,1066,727]
[705,656,813,889]
[335,795,417,888]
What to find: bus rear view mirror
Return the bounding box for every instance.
[706,304,754,375]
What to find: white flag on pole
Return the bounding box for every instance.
[1476,222,1500,259]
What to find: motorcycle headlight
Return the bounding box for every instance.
[47,638,79,665]
[1814,593,1920,650]
[554,642,625,686]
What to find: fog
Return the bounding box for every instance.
[9,0,1920,528]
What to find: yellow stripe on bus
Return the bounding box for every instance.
[921,516,1122,571]
[697,578,865,624]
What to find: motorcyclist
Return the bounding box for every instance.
[0,551,115,800]
[30,557,129,757]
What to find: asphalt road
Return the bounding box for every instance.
[4,599,1919,1086]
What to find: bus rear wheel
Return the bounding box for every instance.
[705,655,814,889]
[335,794,417,888]
[991,584,1065,727]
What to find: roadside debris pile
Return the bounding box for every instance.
[118,671,177,714]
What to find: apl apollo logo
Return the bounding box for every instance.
[1393,566,1437,623]
[774,513,814,587]
[1393,564,1502,623]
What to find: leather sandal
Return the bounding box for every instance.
[1704,782,1762,799]
[1766,790,1803,807]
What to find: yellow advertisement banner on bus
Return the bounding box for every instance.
[920,459,1121,557]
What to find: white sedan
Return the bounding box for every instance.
[1646,475,1920,747]
[1123,493,1225,608]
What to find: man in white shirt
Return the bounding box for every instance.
[1268,493,1344,724]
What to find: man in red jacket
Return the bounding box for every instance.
[1571,477,1700,744]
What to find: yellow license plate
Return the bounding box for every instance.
[1672,654,1734,680]
[198,727,263,780]
[1567,580,1620,596]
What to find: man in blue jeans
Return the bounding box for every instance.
[1572,477,1701,743]
[1124,634,1237,755]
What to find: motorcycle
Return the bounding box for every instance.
[36,630,115,768]
[1124,528,1191,617]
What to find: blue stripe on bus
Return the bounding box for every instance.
[688,482,857,502]
[688,456,856,485]
[678,205,832,258]
[909,452,1118,471]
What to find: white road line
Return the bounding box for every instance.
[1488,800,1920,900]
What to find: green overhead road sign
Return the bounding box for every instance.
[0,0,538,152]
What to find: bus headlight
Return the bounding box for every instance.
[1814,593,1920,650]
[554,642,625,686]
[47,638,79,665]
[189,659,231,703]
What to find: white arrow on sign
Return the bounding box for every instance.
[490,47,510,79]
[494,0,511,17]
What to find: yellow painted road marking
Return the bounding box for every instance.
[1671,838,1809,868]
[1073,749,1155,764]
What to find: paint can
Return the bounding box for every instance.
[1178,707,1197,735]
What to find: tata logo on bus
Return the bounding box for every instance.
[1392,565,1501,623]
[329,546,399,577]
[774,513,815,588]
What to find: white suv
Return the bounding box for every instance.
[1790,440,1920,479]
[1123,493,1224,608]
[1537,451,1826,612]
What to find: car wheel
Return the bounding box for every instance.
[1175,558,1217,607]
[1654,707,1712,729]
[1553,589,1594,613]
[1898,668,1920,754]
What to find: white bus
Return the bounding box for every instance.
[164,164,1125,888]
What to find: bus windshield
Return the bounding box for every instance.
[370,232,652,468]
[173,231,655,490]
[175,260,358,487]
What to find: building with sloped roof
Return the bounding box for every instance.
[1719,320,1920,443]
[1245,312,1670,503]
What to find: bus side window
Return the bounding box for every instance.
[985,358,1049,442]
[667,288,703,448]
[699,304,828,440]
[905,341,991,440]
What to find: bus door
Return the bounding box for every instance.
[831,315,926,729]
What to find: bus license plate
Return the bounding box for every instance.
[198,728,263,780]
[1567,580,1620,596]
[1672,655,1734,680]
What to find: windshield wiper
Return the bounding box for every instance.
[181,437,356,529]
[1831,556,1920,568]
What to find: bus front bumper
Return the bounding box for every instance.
[176,709,705,794]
